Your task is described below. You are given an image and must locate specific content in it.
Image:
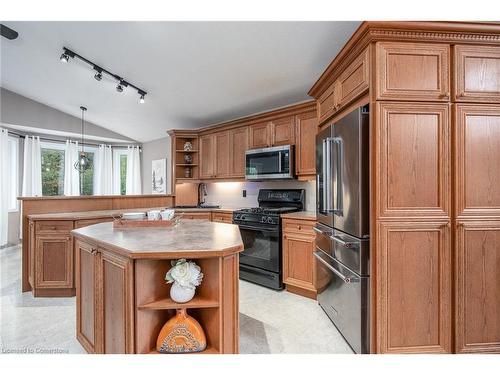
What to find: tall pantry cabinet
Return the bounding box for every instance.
[308,22,500,354]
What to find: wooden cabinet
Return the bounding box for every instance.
[229,126,249,177]
[271,116,295,146]
[35,234,73,289]
[181,212,212,220]
[249,122,271,149]
[200,134,215,179]
[318,48,370,124]
[214,131,230,178]
[76,240,134,354]
[376,221,452,353]
[282,218,317,299]
[376,42,450,101]
[455,220,500,353]
[454,45,500,103]
[294,111,318,178]
[455,104,500,218]
[211,212,233,224]
[377,102,450,218]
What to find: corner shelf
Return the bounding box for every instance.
[138,296,219,310]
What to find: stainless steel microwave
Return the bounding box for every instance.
[245,145,294,180]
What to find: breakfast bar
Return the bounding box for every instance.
[71,220,243,354]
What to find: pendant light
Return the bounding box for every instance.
[74,106,91,173]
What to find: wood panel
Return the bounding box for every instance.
[221,255,239,353]
[174,183,199,207]
[282,233,316,297]
[214,131,230,178]
[295,111,318,178]
[336,48,370,109]
[76,240,98,354]
[376,221,451,353]
[456,104,500,218]
[35,235,73,288]
[271,116,295,146]
[317,82,338,125]
[376,42,450,101]
[229,126,249,177]
[199,134,215,179]
[377,102,450,218]
[454,45,500,103]
[249,122,271,149]
[456,220,500,353]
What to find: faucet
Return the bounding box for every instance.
[198,183,207,207]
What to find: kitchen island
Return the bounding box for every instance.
[71,220,243,354]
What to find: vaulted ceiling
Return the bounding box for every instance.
[1,21,360,142]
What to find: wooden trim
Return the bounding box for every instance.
[285,284,317,300]
[18,194,174,201]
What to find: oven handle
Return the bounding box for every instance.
[313,251,358,284]
[236,224,279,233]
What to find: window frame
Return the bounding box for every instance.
[8,136,19,212]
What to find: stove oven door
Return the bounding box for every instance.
[237,224,280,273]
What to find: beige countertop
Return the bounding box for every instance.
[281,211,317,221]
[72,220,243,259]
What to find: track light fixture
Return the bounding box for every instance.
[59,47,147,104]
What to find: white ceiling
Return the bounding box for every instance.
[1,21,360,143]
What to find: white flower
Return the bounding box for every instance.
[165,259,203,289]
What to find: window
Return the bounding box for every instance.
[8,137,19,212]
[79,149,96,196]
[113,149,128,195]
[41,142,65,196]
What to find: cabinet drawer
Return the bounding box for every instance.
[211,212,233,224]
[376,42,450,101]
[179,212,211,220]
[454,45,500,103]
[283,219,315,235]
[36,220,74,233]
[75,218,113,229]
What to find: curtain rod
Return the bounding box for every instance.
[6,129,141,149]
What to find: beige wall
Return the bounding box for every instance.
[141,136,172,195]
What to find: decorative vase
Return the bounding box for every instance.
[184,167,191,178]
[156,309,207,353]
[183,141,193,151]
[170,282,195,303]
[184,154,193,164]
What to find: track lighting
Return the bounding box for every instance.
[58,47,148,104]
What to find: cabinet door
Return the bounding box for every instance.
[76,240,98,354]
[283,233,316,292]
[28,221,35,287]
[336,48,370,109]
[295,111,318,177]
[229,126,249,177]
[456,221,500,353]
[35,234,73,288]
[249,122,271,149]
[199,134,215,179]
[454,45,500,103]
[271,116,295,146]
[318,81,338,124]
[377,102,450,218]
[376,42,450,101]
[376,221,452,353]
[214,131,230,178]
[456,104,500,218]
[98,250,134,354]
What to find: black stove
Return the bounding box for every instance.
[233,189,305,290]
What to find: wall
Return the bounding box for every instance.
[204,180,316,211]
[141,136,172,195]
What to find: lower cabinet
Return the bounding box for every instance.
[282,218,317,299]
[76,240,134,354]
[376,221,452,353]
[456,220,500,353]
[35,234,73,289]
[211,212,233,224]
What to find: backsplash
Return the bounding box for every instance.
[204,180,316,211]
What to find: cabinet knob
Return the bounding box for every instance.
[298,226,302,230]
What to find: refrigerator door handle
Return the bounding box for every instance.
[333,137,344,216]
[322,137,334,213]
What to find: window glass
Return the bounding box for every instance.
[120,153,127,195]
[80,151,95,196]
[41,147,65,196]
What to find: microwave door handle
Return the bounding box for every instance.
[333,137,344,215]
[278,150,282,173]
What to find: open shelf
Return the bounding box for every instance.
[176,150,198,153]
[148,346,219,354]
[176,163,198,166]
[138,296,219,310]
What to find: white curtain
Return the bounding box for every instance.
[63,140,80,196]
[126,146,142,195]
[22,136,42,197]
[0,128,10,246]
[94,144,113,195]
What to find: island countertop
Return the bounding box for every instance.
[71,220,243,259]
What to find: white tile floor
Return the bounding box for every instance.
[0,244,352,354]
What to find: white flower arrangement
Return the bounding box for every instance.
[165,259,203,290]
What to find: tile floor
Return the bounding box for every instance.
[0,244,352,354]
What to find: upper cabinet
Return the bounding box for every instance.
[318,48,370,124]
[214,131,230,178]
[454,45,500,103]
[249,122,271,149]
[229,126,249,178]
[249,116,295,149]
[295,111,318,178]
[199,134,215,179]
[376,42,450,101]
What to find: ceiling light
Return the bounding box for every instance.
[60,52,70,63]
[94,72,102,81]
[116,84,123,93]
[139,94,145,104]
[74,106,91,174]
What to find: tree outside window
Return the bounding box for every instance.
[41,148,65,196]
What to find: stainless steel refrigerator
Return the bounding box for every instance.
[314,104,370,353]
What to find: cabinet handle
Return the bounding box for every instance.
[298,226,302,230]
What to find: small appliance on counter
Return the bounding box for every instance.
[245,145,294,180]
[233,189,305,290]
[315,104,370,354]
